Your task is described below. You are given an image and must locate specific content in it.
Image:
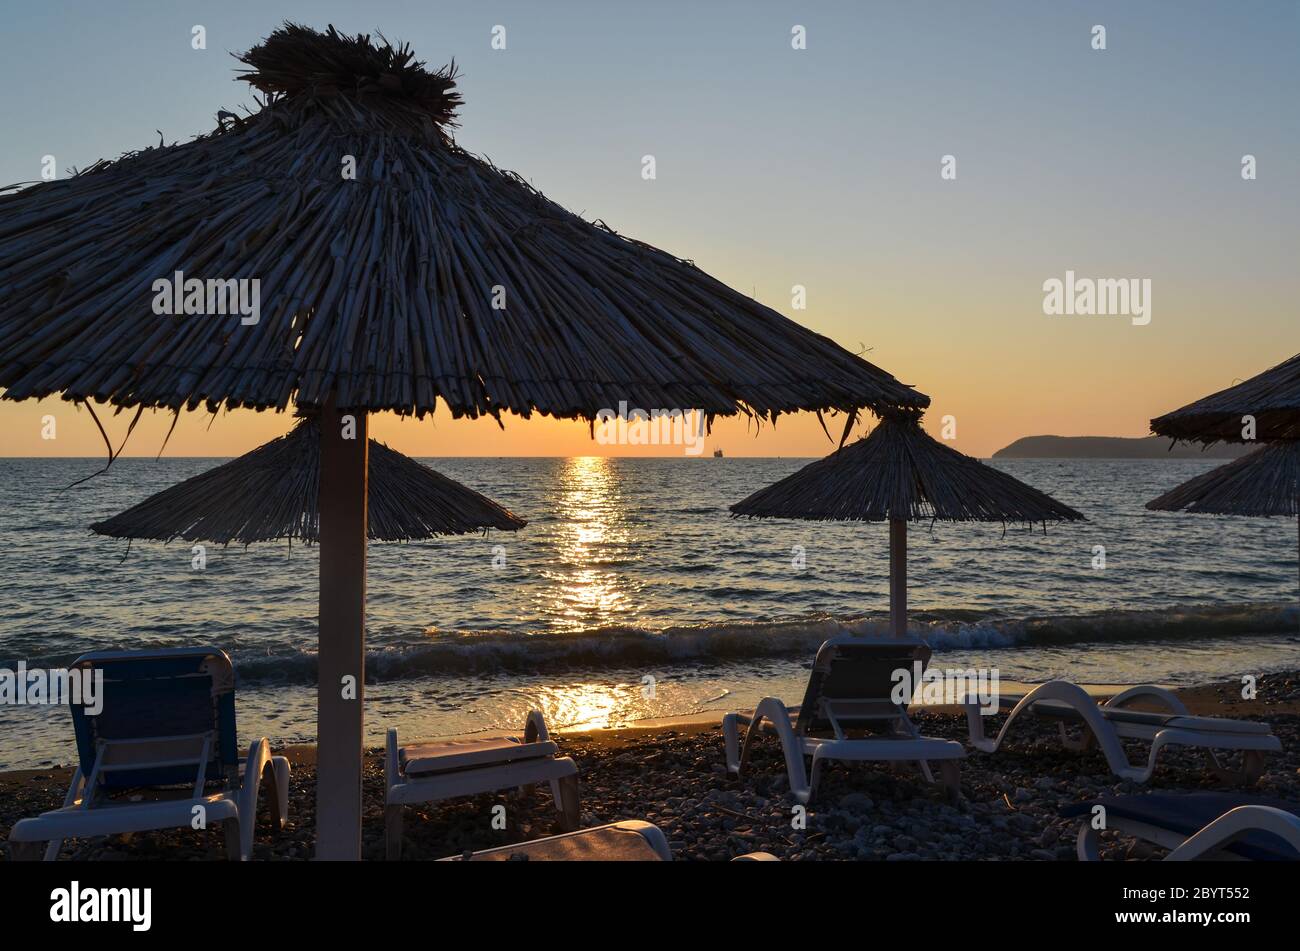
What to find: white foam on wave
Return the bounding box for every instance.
[220,601,1299,683]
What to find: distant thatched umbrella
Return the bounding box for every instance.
[1147,441,1299,590]
[0,24,927,858]
[1151,353,1300,444]
[731,413,1085,637]
[91,418,524,544]
[1147,442,1299,518]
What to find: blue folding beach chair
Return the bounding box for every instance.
[7,646,289,861]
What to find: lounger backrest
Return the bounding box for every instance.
[68,647,239,790]
[794,636,932,736]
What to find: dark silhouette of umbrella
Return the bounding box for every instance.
[732,412,1084,636]
[91,418,524,544]
[1147,440,1299,592]
[1152,353,1300,444]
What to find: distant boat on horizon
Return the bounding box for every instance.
[713,448,724,458]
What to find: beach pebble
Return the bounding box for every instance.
[6,682,1294,863]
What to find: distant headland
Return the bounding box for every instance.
[992,436,1254,460]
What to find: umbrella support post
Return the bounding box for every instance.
[316,403,369,861]
[889,517,907,638]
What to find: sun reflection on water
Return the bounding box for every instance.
[536,456,638,632]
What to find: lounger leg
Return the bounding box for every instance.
[806,754,823,805]
[520,713,552,798]
[1208,749,1267,787]
[938,760,961,802]
[261,762,284,830]
[385,805,404,861]
[272,756,290,830]
[546,779,561,805]
[1076,823,1101,861]
[556,774,581,832]
[222,818,242,861]
[34,769,84,862]
[723,713,745,775]
[1242,750,1266,785]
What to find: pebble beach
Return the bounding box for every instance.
[2,672,1296,862]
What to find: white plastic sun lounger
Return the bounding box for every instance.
[723,636,965,804]
[437,820,779,861]
[7,647,290,862]
[964,681,1280,784]
[1063,792,1300,861]
[385,711,580,859]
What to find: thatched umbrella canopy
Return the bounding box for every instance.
[91,418,524,544]
[0,24,927,859]
[1151,353,1300,444]
[733,413,1085,523]
[1147,441,1299,518]
[1147,441,1298,592]
[0,23,926,421]
[732,413,1084,636]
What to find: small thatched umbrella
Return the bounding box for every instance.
[1147,441,1299,589]
[731,413,1085,637]
[1151,353,1300,444]
[91,418,524,544]
[0,24,927,858]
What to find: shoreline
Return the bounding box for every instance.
[3,675,1299,782]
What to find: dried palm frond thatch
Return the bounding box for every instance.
[0,22,926,422]
[1151,352,1300,444]
[731,413,1085,524]
[1146,441,1299,517]
[90,418,525,544]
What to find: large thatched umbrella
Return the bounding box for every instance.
[1151,352,1300,444]
[0,25,927,858]
[90,417,524,543]
[1147,441,1299,589]
[731,413,1084,637]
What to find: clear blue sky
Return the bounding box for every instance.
[2,1,1296,456]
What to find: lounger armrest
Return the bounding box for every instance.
[1105,685,1189,715]
[722,713,746,774]
[752,697,794,726]
[966,681,1149,780]
[34,768,87,860]
[235,737,274,861]
[524,710,550,744]
[1166,805,1300,861]
[724,699,796,776]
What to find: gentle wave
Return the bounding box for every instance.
[216,602,1299,684]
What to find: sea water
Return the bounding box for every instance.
[0,455,1296,769]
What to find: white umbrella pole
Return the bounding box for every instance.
[889,517,908,638]
[316,401,369,860]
